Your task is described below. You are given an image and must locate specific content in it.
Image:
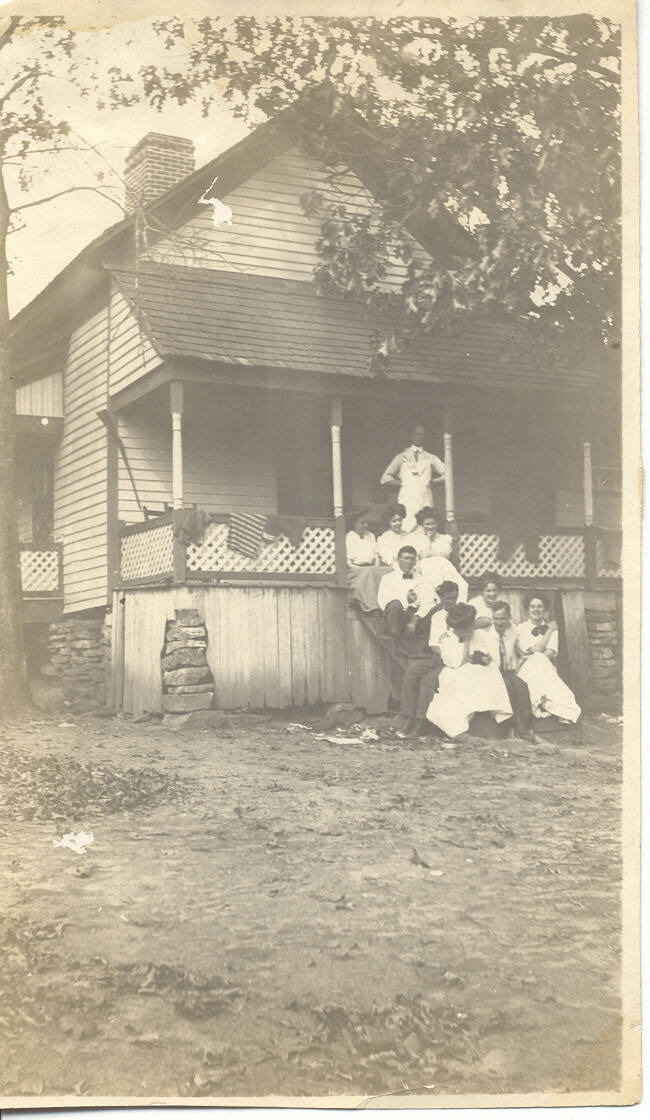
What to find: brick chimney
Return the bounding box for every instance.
[124,132,195,212]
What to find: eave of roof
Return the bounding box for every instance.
[110,262,609,396]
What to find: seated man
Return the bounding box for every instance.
[377,545,435,649]
[426,602,512,741]
[491,600,536,743]
[398,580,461,740]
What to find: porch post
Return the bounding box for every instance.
[329,396,347,586]
[582,440,594,526]
[583,438,598,586]
[443,402,456,529]
[170,381,186,583]
[329,396,344,517]
[171,380,184,510]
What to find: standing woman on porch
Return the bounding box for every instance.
[409,508,468,602]
[380,424,445,533]
[515,592,581,725]
[346,510,391,613]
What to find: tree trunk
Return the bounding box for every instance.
[0,163,31,716]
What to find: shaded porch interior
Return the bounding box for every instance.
[115,379,621,533]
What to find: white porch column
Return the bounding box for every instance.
[583,439,594,526]
[330,396,344,518]
[443,402,455,525]
[170,380,184,510]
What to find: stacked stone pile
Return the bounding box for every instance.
[586,609,621,704]
[47,615,110,710]
[161,608,215,713]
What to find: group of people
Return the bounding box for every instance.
[346,504,581,742]
[346,504,467,614]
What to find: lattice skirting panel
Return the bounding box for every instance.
[187,521,336,574]
[20,549,60,592]
[121,523,174,581]
[596,536,622,580]
[459,533,586,579]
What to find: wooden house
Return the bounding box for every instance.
[12,96,622,716]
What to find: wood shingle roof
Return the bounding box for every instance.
[110,263,607,395]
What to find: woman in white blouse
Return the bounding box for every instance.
[345,510,391,613]
[515,591,581,724]
[408,507,468,601]
[376,503,409,567]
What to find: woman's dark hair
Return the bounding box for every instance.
[385,503,406,523]
[346,509,371,532]
[446,603,476,630]
[481,570,502,589]
[524,590,551,612]
[415,506,438,526]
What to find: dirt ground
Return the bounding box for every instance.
[0,705,622,1102]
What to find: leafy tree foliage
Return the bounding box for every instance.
[146,15,621,367]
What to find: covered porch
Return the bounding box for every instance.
[109,370,621,593]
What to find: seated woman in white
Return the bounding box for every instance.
[345,509,391,613]
[468,570,502,624]
[426,603,512,740]
[515,591,581,724]
[408,507,468,601]
[376,503,409,567]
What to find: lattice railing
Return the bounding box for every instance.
[19,546,61,593]
[187,520,336,575]
[120,520,174,581]
[458,532,586,579]
[596,535,622,580]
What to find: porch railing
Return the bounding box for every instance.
[457,525,586,581]
[118,512,346,587]
[19,542,63,596]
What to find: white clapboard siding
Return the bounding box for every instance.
[118,413,278,522]
[148,144,429,289]
[15,370,64,417]
[54,307,109,612]
[108,283,162,396]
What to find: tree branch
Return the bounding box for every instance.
[0,16,21,53]
[10,184,123,214]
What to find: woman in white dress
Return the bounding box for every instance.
[408,507,468,602]
[515,592,581,724]
[468,571,503,624]
[426,603,512,739]
[345,510,391,613]
[379,425,445,532]
[376,503,408,567]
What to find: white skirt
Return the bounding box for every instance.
[517,653,581,723]
[426,662,513,739]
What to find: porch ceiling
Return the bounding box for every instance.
[110,263,607,395]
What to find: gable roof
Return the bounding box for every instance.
[110,263,606,395]
[11,84,470,380]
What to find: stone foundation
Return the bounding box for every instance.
[586,608,621,707]
[161,609,215,713]
[46,612,110,711]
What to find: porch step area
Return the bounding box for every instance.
[346,606,407,715]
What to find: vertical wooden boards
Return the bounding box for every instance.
[109,590,125,711]
[275,589,294,708]
[288,589,308,707]
[260,588,282,708]
[319,589,349,703]
[118,585,359,713]
[346,613,393,714]
[560,588,593,703]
